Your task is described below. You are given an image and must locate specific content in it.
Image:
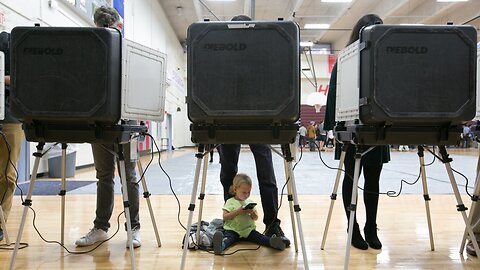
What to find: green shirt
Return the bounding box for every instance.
[222,197,256,238]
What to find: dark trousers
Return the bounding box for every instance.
[223,229,271,249]
[91,142,140,231]
[219,144,279,227]
[208,144,214,161]
[342,147,382,229]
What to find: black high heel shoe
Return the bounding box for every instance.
[364,224,382,250]
[350,224,368,250]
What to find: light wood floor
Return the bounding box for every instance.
[1,149,480,269]
[1,194,479,269]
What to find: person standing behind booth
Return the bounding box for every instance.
[0,31,24,242]
[218,14,291,248]
[75,6,141,248]
[324,14,390,250]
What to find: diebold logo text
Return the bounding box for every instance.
[23,47,64,55]
[386,46,428,54]
[203,43,247,51]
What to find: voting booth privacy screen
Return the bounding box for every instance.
[476,46,480,120]
[335,24,477,145]
[9,26,166,143]
[187,20,300,144]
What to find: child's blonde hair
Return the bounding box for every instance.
[228,173,252,195]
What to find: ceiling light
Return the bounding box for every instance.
[304,23,330,29]
[300,41,314,47]
[321,0,352,3]
[436,0,468,2]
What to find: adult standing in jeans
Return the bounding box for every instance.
[75,6,141,248]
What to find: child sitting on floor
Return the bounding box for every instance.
[213,173,286,255]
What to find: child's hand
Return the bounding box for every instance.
[243,208,254,215]
[236,207,253,216]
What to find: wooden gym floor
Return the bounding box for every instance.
[0,147,479,269]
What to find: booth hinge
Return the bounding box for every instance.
[359,97,368,106]
[359,41,370,51]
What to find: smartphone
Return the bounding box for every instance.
[243,202,257,210]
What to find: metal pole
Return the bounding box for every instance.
[251,0,255,20]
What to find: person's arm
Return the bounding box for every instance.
[324,62,337,131]
[5,75,10,86]
[222,208,254,220]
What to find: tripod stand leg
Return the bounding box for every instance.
[282,144,309,270]
[344,150,362,270]
[117,143,136,270]
[136,160,161,247]
[59,143,68,246]
[322,144,348,250]
[459,156,480,253]
[417,146,435,251]
[476,143,480,178]
[9,142,44,270]
[438,146,480,257]
[195,147,210,248]
[180,145,204,270]
[282,151,298,252]
[0,206,10,245]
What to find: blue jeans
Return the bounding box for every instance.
[219,144,279,227]
[223,229,271,249]
[91,142,140,231]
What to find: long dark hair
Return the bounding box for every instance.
[347,14,383,46]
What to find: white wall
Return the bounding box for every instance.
[0,0,189,174]
[300,53,332,105]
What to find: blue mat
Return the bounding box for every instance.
[14,180,96,196]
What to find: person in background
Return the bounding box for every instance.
[0,31,24,242]
[326,129,335,148]
[316,121,327,151]
[213,173,286,255]
[324,14,390,250]
[75,6,141,249]
[298,124,307,147]
[398,145,409,151]
[462,124,473,148]
[306,121,316,151]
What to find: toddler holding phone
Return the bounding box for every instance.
[213,173,286,255]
